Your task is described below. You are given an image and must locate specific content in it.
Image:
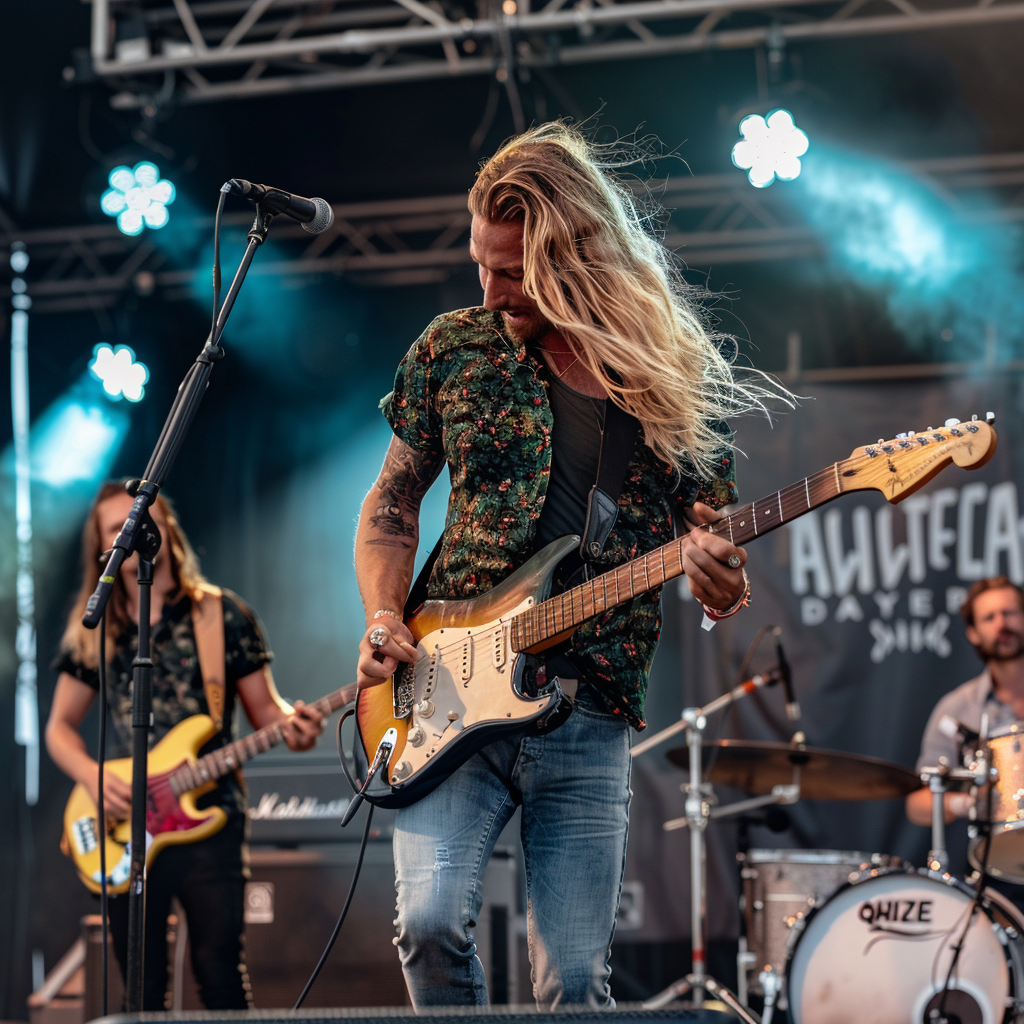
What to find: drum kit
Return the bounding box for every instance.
[630,670,1024,1024]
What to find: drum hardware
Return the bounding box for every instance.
[758,967,781,1024]
[631,667,786,1022]
[920,760,985,875]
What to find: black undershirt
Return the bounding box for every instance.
[535,375,607,549]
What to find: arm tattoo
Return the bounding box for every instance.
[368,440,437,544]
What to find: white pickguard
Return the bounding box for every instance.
[389,596,551,784]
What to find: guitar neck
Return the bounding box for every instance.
[510,461,847,651]
[168,685,353,795]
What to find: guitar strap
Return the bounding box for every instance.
[191,583,226,732]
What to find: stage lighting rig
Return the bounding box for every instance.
[89,343,149,402]
[100,161,176,235]
[732,109,809,188]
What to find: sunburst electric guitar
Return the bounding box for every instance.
[353,417,997,808]
[63,683,356,894]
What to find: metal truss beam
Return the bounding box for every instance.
[5,151,1024,313]
[81,0,1024,107]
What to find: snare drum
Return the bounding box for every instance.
[739,849,897,994]
[786,867,1024,1024]
[970,727,1024,883]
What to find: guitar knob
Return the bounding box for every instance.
[392,760,411,781]
[414,699,434,718]
[944,417,960,427]
[408,727,425,747]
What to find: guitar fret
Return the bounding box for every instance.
[804,477,811,508]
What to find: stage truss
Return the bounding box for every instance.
[3,152,1023,314]
[80,0,1024,108]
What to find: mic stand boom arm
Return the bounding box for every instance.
[80,201,278,1013]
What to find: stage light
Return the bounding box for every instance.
[30,399,129,489]
[89,343,149,401]
[100,161,176,236]
[732,109,809,188]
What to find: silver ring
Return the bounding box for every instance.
[368,627,389,650]
[727,555,742,569]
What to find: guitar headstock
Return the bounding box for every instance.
[842,414,997,503]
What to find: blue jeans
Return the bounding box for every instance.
[392,688,632,1009]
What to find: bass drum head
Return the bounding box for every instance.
[786,869,1024,1024]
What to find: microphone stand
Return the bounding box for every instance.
[632,667,787,1024]
[81,200,278,1011]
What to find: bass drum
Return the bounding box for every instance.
[786,868,1024,1024]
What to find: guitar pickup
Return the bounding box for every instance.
[72,816,98,856]
[493,624,508,670]
[460,639,472,683]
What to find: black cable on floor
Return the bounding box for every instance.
[292,801,375,1009]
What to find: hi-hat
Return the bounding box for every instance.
[666,740,919,801]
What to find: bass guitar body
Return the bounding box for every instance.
[354,535,580,808]
[63,715,226,895]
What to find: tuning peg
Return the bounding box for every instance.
[944,418,960,428]
[877,438,885,445]
[896,432,908,439]
[986,411,996,424]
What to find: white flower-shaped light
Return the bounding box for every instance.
[731,109,810,189]
[89,344,150,402]
[100,161,176,236]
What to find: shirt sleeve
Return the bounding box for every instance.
[221,591,273,683]
[379,317,448,475]
[674,420,738,514]
[915,693,965,774]
[51,649,100,690]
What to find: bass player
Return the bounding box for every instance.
[45,481,324,1009]
[354,122,777,1008]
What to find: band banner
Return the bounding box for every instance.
[628,374,1024,942]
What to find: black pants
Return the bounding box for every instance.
[107,819,251,1010]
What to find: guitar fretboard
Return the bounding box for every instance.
[509,463,846,652]
[167,685,353,797]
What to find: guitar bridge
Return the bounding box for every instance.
[393,662,415,720]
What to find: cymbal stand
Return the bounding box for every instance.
[634,669,783,1022]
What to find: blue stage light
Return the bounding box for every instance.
[101,161,176,236]
[30,399,129,489]
[732,109,809,188]
[89,343,149,402]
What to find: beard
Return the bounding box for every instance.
[500,309,551,346]
[974,631,1024,663]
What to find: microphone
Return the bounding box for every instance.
[773,628,801,723]
[224,179,334,235]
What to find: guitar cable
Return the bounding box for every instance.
[292,712,375,1010]
[97,610,109,1019]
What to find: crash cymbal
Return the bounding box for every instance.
[665,740,919,801]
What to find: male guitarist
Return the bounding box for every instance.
[354,123,769,1008]
[45,481,324,1010]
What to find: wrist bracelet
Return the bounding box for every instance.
[702,571,751,622]
[373,608,403,623]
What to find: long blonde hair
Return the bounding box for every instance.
[469,122,788,478]
[60,481,208,668]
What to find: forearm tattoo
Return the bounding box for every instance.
[366,440,436,549]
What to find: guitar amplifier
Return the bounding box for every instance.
[243,757,397,844]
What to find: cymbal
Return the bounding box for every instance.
[665,740,920,801]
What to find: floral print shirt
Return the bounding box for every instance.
[54,590,272,819]
[382,307,737,730]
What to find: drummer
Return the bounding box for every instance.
[906,575,1024,828]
